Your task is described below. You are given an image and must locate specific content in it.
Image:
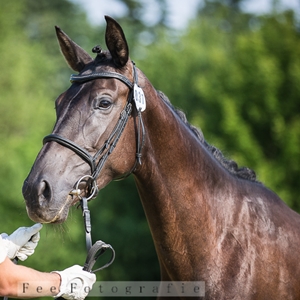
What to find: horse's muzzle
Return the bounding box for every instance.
[22,177,70,224]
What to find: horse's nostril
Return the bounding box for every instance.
[38,180,51,205]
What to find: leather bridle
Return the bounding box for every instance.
[43,62,145,199]
[42,62,145,287]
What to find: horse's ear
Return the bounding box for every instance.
[55,26,93,72]
[105,16,129,68]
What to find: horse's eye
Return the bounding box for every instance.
[96,99,112,110]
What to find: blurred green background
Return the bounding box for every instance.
[0,0,299,299]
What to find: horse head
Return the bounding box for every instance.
[23,16,142,223]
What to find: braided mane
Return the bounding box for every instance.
[157,91,258,182]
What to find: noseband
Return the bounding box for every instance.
[43,62,145,198]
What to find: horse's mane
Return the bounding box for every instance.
[157,90,258,182]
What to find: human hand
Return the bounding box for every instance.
[1,223,43,261]
[53,265,96,300]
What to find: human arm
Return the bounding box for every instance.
[0,256,61,298]
[0,224,96,299]
[0,257,96,299]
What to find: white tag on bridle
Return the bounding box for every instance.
[133,83,146,112]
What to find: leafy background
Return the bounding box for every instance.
[0,0,299,299]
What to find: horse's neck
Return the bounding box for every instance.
[133,87,234,280]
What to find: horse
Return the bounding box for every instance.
[22,16,300,299]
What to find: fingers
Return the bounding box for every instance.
[16,235,40,261]
[25,223,43,237]
[30,232,41,243]
[8,224,43,260]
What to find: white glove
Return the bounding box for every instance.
[1,223,42,261]
[53,265,96,300]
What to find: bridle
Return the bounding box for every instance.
[43,61,146,290]
[43,61,145,198]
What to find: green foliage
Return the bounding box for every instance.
[0,1,55,226]
[0,1,300,299]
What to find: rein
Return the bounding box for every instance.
[55,176,115,300]
[79,194,115,273]
[55,197,115,300]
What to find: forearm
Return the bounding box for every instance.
[0,257,61,298]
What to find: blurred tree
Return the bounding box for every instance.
[107,0,168,56]
[117,0,167,26]
[1,1,300,300]
[0,1,55,225]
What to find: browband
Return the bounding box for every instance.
[70,71,134,89]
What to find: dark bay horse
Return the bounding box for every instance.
[22,16,300,299]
